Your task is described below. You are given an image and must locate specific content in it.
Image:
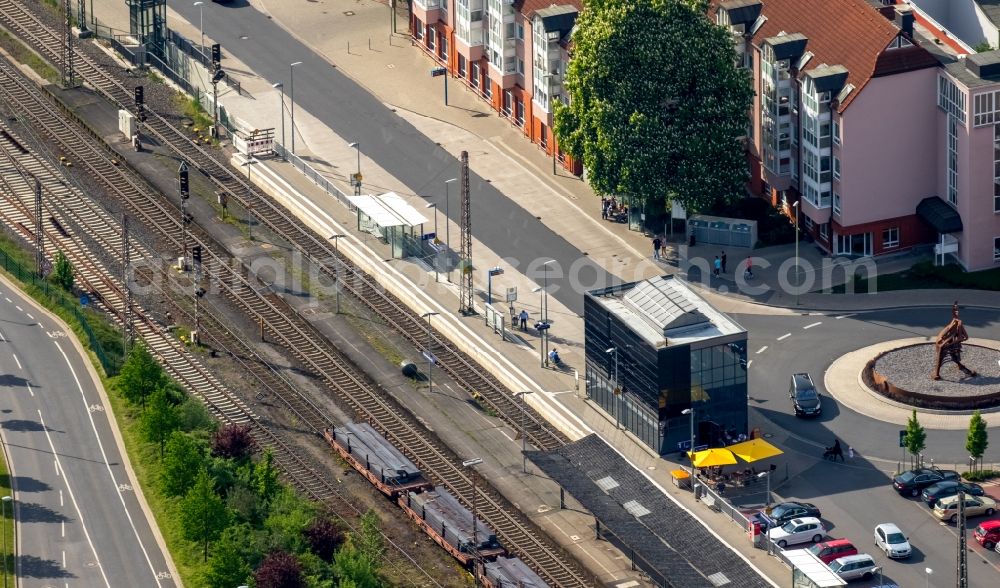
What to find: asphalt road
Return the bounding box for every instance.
[172,1,610,316]
[0,281,174,587]
[737,305,1000,588]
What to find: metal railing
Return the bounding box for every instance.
[274,142,356,211]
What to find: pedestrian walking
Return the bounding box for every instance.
[744,256,754,280]
[721,251,727,273]
[653,236,662,260]
[713,256,721,277]
[601,197,608,220]
[660,238,668,260]
[519,309,529,331]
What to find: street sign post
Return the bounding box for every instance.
[430,66,448,105]
[487,266,504,305]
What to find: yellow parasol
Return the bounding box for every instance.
[687,447,738,468]
[727,438,784,463]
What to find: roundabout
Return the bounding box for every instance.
[867,342,1000,410]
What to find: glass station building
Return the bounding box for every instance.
[584,276,749,455]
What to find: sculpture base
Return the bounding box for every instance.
[865,344,1000,410]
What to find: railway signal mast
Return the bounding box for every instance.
[62,0,75,88]
[458,151,474,315]
[121,214,134,353]
[179,161,190,270]
[34,178,44,278]
[210,43,223,139]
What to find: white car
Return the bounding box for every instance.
[767,517,826,549]
[874,522,911,558]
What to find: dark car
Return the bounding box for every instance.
[762,501,822,527]
[892,468,960,497]
[789,373,821,417]
[921,480,985,507]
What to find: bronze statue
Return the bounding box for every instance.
[932,301,978,380]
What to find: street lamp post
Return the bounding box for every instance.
[605,347,619,428]
[329,234,345,313]
[515,392,532,473]
[421,312,439,391]
[792,200,800,306]
[925,567,932,588]
[289,61,302,154]
[193,2,205,57]
[444,177,457,282]
[240,158,258,241]
[425,203,439,282]
[348,141,362,195]
[682,407,695,476]
[2,495,11,588]
[540,259,555,366]
[757,471,771,508]
[462,458,484,587]
[272,82,285,155]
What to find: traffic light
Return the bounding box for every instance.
[134,85,144,108]
[192,245,202,265]
[211,69,225,84]
[211,43,221,68]
[179,163,189,198]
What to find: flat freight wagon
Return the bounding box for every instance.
[480,556,551,588]
[400,489,505,565]
[323,423,431,497]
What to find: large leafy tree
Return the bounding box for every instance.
[117,343,166,410]
[140,388,180,457]
[180,468,230,561]
[255,550,304,588]
[160,431,206,496]
[554,0,752,215]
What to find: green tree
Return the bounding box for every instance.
[356,509,384,569]
[160,431,206,496]
[177,395,216,434]
[262,488,315,554]
[904,409,927,468]
[204,523,257,588]
[180,468,230,561]
[50,250,74,292]
[554,0,752,216]
[974,41,994,53]
[966,410,989,472]
[334,543,380,588]
[140,388,180,457]
[117,343,166,409]
[254,448,280,506]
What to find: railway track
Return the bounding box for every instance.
[0,0,568,455]
[0,13,594,584]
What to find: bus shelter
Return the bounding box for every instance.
[347,192,429,259]
[785,549,846,588]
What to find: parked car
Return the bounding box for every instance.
[921,480,985,507]
[932,494,997,523]
[767,517,826,549]
[828,554,879,582]
[762,502,822,528]
[873,523,911,558]
[789,373,821,417]
[973,520,1000,550]
[808,539,858,565]
[892,467,960,497]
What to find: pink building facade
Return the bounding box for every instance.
[715,0,1000,270]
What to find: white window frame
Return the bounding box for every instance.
[833,192,841,216]
[833,156,841,180]
[882,227,900,249]
[832,120,840,145]
[819,222,829,240]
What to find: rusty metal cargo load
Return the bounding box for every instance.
[408,489,500,552]
[338,422,422,483]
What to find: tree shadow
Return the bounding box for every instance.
[16,502,70,524]
[7,474,51,494]
[0,374,32,389]
[16,554,75,579]
[0,419,51,433]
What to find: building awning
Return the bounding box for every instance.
[917,196,963,234]
[347,192,428,228]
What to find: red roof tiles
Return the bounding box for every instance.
[715,0,938,111]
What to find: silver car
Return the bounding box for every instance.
[829,553,879,581]
[874,523,911,558]
[767,517,826,549]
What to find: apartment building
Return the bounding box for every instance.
[715,0,1000,270]
[409,0,584,174]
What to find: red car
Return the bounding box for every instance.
[808,539,858,564]
[974,520,1000,550]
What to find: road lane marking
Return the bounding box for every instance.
[803,322,822,329]
[26,313,33,320]
[747,360,753,368]
[756,346,768,354]
[500,429,515,443]
[776,333,791,341]
[12,354,20,369]
[14,305,21,312]
[55,341,162,586]
[26,382,33,398]
[0,328,5,341]
[62,551,65,569]
[37,408,111,587]
[60,489,63,507]
[61,521,65,537]
[835,314,856,320]
[4,297,10,303]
